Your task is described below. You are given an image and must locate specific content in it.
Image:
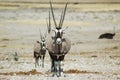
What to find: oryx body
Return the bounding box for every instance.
[46,1,71,77]
[47,35,71,57]
[34,30,47,68]
[47,35,71,76]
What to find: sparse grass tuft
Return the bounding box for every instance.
[0,45,7,47]
[91,55,97,57]
[64,69,82,74]
[104,46,119,51]
[112,46,118,49]
[0,66,4,69]
[0,69,42,76]
[64,69,100,74]
[1,38,10,41]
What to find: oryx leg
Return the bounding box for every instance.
[58,55,66,77]
[34,52,40,67]
[52,60,58,77]
[41,55,44,68]
[58,60,61,77]
[51,60,60,77]
[55,61,62,77]
[51,59,54,72]
[51,60,55,77]
[49,53,55,72]
[35,57,39,67]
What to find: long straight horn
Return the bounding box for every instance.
[58,10,63,28]
[59,2,68,28]
[45,29,47,39]
[50,1,57,27]
[49,11,51,27]
[46,11,51,33]
[39,28,42,41]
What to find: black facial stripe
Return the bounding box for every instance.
[41,42,46,48]
[57,31,61,38]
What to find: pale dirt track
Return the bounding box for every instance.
[0,3,120,80]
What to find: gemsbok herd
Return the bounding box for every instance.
[34,1,71,77]
[33,1,116,77]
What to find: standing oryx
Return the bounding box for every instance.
[46,1,71,77]
[34,29,47,68]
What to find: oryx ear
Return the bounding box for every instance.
[63,26,68,31]
[36,41,40,43]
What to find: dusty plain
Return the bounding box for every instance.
[0,2,120,80]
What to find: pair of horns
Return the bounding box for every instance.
[50,1,68,29]
[39,29,47,41]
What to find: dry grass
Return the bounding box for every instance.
[72,41,83,45]
[104,46,119,51]
[0,2,120,12]
[0,69,101,75]
[0,66,4,69]
[64,69,101,74]
[0,69,42,76]
[80,51,93,55]
[1,38,18,42]
[0,19,94,27]
[109,55,120,58]
[1,38,10,41]
[0,45,7,47]
[91,55,97,57]
[80,51,97,57]
[19,53,33,58]
[112,46,119,49]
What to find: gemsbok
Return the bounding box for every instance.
[34,29,47,68]
[46,1,71,77]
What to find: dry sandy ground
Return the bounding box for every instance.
[0,3,120,80]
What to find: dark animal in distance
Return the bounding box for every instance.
[98,27,116,39]
[34,30,47,68]
[13,52,18,61]
[46,1,71,77]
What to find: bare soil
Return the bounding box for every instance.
[0,2,120,80]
